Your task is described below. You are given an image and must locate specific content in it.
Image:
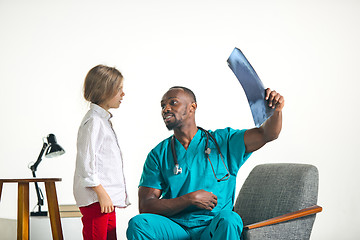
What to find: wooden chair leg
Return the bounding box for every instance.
[17,182,29,240]
[45,181,64,240]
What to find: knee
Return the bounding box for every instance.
[216,210,243,229]
[128,214,148,228]
[127,214,151,239]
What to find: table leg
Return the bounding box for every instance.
[0,182,3,201]
[45,181,63,240]
[17,182,29,240]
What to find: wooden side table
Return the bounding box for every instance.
[0,178,63,240]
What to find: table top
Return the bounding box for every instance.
[0,178,62,183]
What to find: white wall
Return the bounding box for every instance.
[0,0,359,239]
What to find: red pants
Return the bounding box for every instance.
[79,202,117,240]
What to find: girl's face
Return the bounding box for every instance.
[100,86,125,111]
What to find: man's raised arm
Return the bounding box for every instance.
[244,88,285,153]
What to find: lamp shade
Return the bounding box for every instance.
[45,134,65,158]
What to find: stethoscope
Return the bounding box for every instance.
[171,127,230,182]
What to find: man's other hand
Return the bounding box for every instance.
[187,190,218,211]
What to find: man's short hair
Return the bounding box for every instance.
[169,86,197,103]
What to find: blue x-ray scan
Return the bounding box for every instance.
[227,48,274,127]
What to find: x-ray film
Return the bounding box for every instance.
[227,48,274,127]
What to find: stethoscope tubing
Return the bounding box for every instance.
[171,127,230,182]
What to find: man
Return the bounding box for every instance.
[127,86,284,239]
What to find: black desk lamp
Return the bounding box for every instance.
[29,133,65,216]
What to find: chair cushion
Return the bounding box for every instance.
[242,215,315,240]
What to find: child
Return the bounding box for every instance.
[73,65,130,240]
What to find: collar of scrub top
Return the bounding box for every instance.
[171,127,230,182]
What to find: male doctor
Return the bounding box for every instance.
[127,86,284,239]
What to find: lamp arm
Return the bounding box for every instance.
[30,142,48,210]
[33,181,44,207]
[30,142,48,172]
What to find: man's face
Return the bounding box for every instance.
[160,88,193,130]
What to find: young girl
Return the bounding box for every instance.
[73,65,130,240]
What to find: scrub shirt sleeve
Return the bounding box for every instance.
[139,150,164,190]
[227,128,252,171]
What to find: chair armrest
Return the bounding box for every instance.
[244,205,322,230]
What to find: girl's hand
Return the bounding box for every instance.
[98,192,114,213]
[92,184,114,213]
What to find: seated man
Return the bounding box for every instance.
[127,86,284,240]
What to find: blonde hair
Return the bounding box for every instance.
[83,65,123,105]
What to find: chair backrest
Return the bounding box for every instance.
[234,163,319,226]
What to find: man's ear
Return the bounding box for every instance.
[190,102,197,113]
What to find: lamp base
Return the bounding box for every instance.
[30,211,48,217]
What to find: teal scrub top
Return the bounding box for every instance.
[139,127,252,228]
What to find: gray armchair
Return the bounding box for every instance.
[234,163,322,240]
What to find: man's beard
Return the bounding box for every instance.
[166,118,182,130]
[165,109,187,130]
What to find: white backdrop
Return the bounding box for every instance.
[1,0,359,239]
